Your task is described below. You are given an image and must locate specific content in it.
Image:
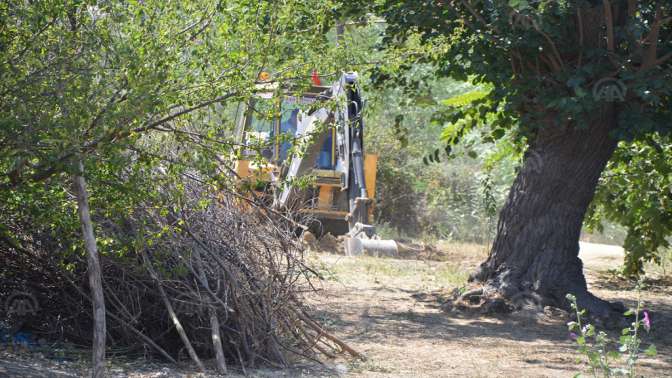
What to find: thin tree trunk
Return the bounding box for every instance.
[470,110,625,323]
[336,22,345,47]
[142,251,205,372]
[193,247,227,374]
[73,159,106,378]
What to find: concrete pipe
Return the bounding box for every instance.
[344,237,399,257]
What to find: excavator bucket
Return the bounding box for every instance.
[343,222,399,257]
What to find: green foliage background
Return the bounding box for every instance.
[1,0,671,286]
[327,13,670,279]
[338,3,672,277]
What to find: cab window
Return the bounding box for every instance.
[278,101,300,162]
[244,99,275,159]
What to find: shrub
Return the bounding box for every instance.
[566,290,657,377]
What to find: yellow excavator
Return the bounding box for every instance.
[233,72,398,255]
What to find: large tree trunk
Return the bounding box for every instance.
[470,111,624,322]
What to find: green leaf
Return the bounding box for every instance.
[491,128,505,140]
[440,122,464,143]
[607,350,621,360]
[508,0,530,10]
[440,89,490,107]
[645,344,657,357]
[585,325,596,337]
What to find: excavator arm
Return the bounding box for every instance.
[240,72,398,256]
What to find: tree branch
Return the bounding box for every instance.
[577,8,585,68]
[0,92,237,191]
[654,51,672,66]
[627,0,637,19]
[604,0,615,52]
[142,250,205,372]
[640,5,670,70]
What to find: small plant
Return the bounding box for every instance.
[566,289,657,377]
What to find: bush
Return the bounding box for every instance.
[0,177,358,367]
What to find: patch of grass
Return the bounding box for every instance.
[348,358,393,374]
[307,253,342,283]
[435,240,489,260]
[435,263,470,286]
[646,247,672,278]
[314,254,470,291]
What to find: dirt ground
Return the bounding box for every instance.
[303,242,672,377]
[1,242,670,377]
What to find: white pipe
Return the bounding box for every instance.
[344,237,398,257]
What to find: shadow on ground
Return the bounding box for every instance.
[310,278,672,376]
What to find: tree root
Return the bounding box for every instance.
[442,283,626,328]
[572,290,628,329]
[443,286,515,315]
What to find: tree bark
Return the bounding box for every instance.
[73,159,107,378]
[470,111,625,322]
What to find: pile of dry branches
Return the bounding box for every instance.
[0,183,360,371]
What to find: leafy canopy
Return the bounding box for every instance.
[350,0,672,274]
[0,0,345,258]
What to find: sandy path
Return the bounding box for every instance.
[579,242,624,270]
